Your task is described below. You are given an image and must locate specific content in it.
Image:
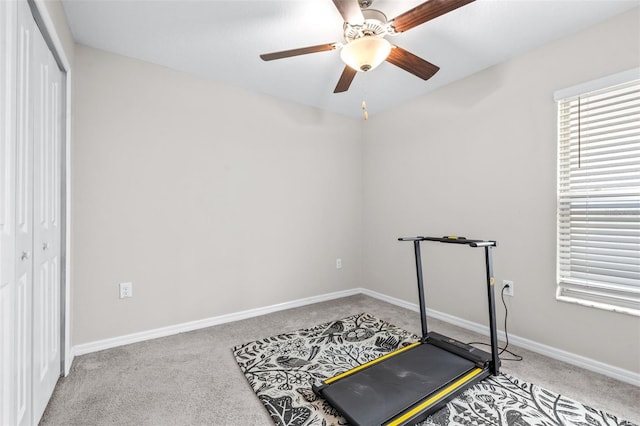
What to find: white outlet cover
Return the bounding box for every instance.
[119,282,133,298]
[502,280,514,297]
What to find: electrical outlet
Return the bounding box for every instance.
[119,282,133,299]
[502,280,514,297]
[336,258,343,269]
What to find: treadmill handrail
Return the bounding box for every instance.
[398,236,497,247]
[399,235,501,376]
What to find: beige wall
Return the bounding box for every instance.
[72,45,363,344]
[363,8,640,372]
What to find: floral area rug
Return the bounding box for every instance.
[232,313,635,426]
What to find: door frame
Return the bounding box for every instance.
[27,0,72,375]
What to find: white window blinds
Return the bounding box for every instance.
[556,76,640,316]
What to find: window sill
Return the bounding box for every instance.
[556,292,640,317]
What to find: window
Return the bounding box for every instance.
[555,69,640,316]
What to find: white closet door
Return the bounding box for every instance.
[1,1,63,423]
[15,1,35,425]
[31,12,62,420]
[0,1,17,424]
[2,2,63,424]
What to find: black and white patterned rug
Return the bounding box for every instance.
[233,313,635,426]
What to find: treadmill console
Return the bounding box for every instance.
[427,331,494,367]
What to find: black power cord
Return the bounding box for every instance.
[468,283,523,362]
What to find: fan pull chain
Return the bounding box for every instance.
[361,72,369,120]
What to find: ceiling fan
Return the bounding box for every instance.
[260,0,475,93]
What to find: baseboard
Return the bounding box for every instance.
[72,288,360,356]
[360,288,640,387]
[72,287,639,387]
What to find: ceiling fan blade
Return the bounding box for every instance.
[391,0,474,33]
[260,43,337,61]
[334,65,357,93]
[332,0,365,24]
[386,46,440,80]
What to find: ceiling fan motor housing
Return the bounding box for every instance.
[343,9,389,42]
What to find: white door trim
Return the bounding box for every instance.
[28,0,72,375]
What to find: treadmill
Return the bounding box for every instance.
[313,236,500,426]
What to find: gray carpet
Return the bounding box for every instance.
[40,294,639,425]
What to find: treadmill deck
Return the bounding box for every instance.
[316,342,481,425]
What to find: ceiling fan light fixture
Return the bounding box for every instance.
[340,36,391,72]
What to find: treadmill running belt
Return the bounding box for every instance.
[319,343,476,425]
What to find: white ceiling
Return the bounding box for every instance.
[61,0,640,118]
